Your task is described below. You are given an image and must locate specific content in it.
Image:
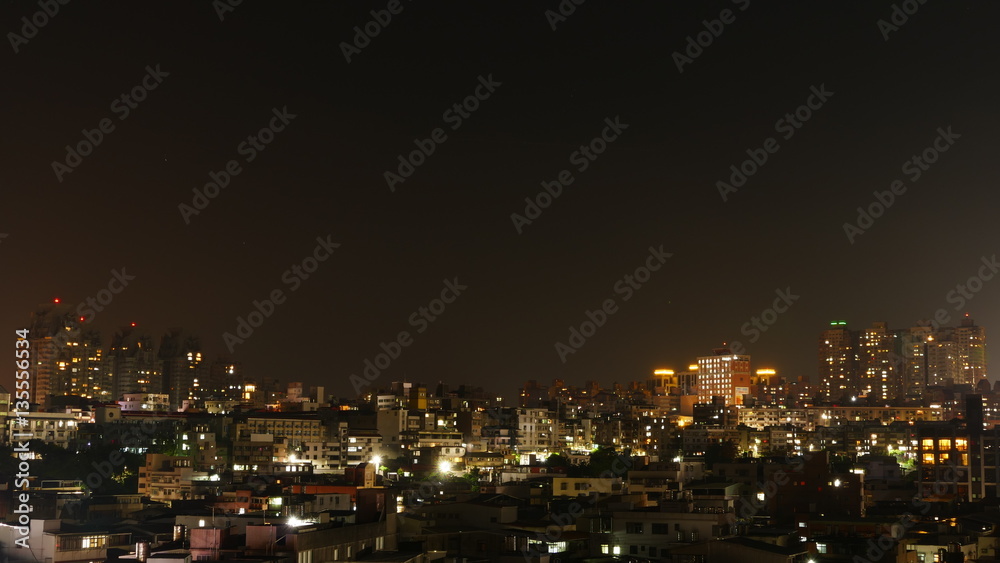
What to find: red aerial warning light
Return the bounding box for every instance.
[54,298,61,303]
[130,322,137,327]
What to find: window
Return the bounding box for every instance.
[626,522,644,534]
[652,523,669,534]
[630,546,638,555]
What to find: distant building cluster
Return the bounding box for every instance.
[2,307,999,563]
[819,315,986,402]
[24,300,267,411]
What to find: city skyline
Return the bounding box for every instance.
[15,298,993,408]
[15,295,991,409]
[4,2,1000,401]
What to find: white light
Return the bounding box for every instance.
[439,461,452,473]
[287,516,311,527]
[372,456,382,467]
[834,479,841,487]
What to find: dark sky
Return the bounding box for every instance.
[3,1,999,401]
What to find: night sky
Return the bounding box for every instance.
[3,1,999,401]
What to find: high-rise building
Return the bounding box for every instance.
[903,324,933,396]
[822,317,988,403]
[858,321,905,403]
[904,315,986,388]
[819,321,858,401]
[954,314,987,385]
[59,328,110,402]
[159,329,206,409]
[25,300,102,407]
[696,347,751,406]
[107,325,160,400]
[927,330,961,386]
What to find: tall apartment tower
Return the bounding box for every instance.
[159,329,206,409]
[904,324,933,396]
[905,315,986,388]
[696,347,751,406]
[107,325,160,400]
[25,301,112,407]
[858,322,905,403]
[824,317,988,404]
[954,314,987,385]
[819,321,858,401]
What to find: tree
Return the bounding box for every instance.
[462,468,482,492]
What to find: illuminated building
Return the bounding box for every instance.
[858,321,905,402]
[954,314,987,384]
[819,321,859,401]
[159,329,207,409]
[696,347,751,406]
[107,325,161,400]
[25,301,113,406]
[647,369,676,394]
